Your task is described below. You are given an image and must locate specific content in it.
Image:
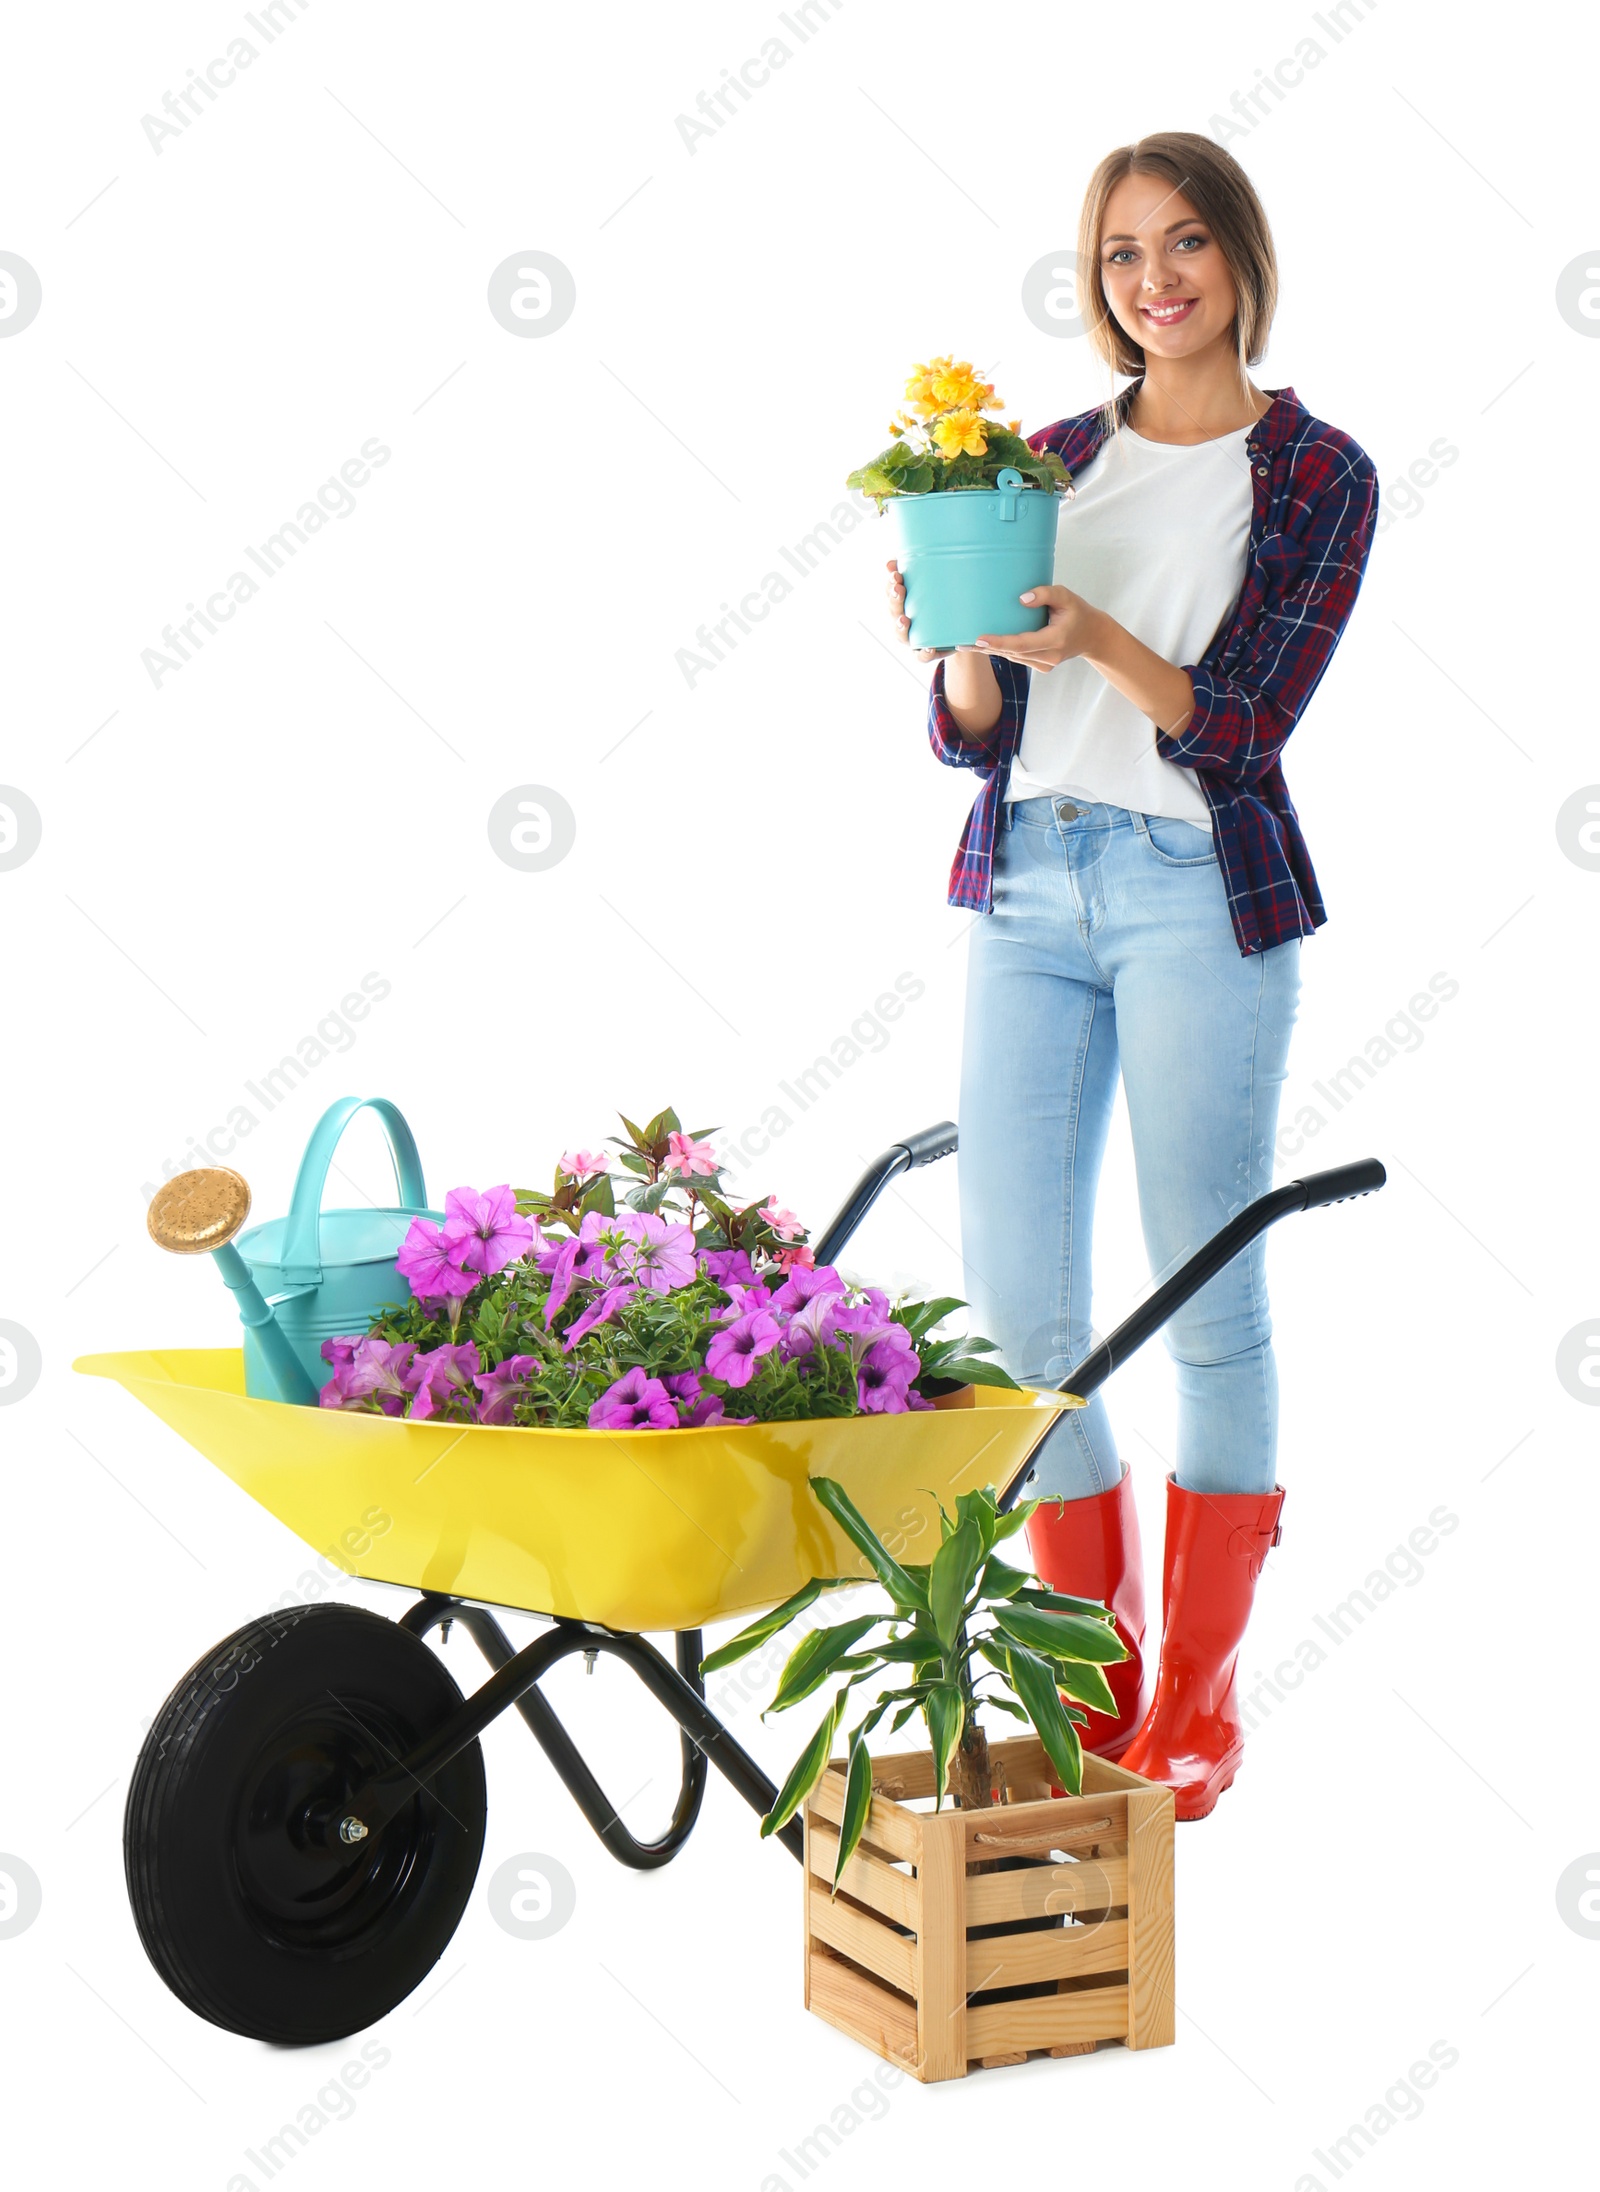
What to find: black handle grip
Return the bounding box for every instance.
[1292,1157,1386,1210]
[812,1122,959,1265]
[899,1120,958,1169]
[998,1153,1388,1508]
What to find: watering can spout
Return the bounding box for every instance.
[147,1169,321,1407]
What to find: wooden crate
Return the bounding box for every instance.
[803,1733,1174,2082]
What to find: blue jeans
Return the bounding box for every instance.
[958,796,1302,1500]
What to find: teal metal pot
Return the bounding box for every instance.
[892,468,1062,650]
[234,1096,438,1401]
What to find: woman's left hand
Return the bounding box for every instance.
[974,586,1104,672]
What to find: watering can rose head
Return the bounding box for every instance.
[846,353,1071,511]
[315,1104,1018,1434]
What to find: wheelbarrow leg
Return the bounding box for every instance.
[392,1596,800,1865]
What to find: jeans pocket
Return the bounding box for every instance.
[1138,811,1216,867]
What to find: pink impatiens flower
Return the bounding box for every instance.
[441,1184,536,1276]
[705,1305,783,1387]
[776,1243,815,1273]
[395,1217,477,1302]
[663,1131,718,1177]
[757,1197,804,1242]
[561,1148,608,1184]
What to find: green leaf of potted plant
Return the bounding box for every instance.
[703,1474,1128,1886]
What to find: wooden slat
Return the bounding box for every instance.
[809,1767,921,1863]
[914,1809,967,2082]
[802,1808,813,2012]
[965,1985,1129,2061]
[808,1881,918,1996]
[807,1944,919,2070]
[965,1917,1129,1994]
[806,1818,918,1929]
[1125,1786,1175,2051]
[1083,1752,1155,1793]
[965,1853,1128,1925]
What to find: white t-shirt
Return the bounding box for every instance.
[1004,421,1255,826]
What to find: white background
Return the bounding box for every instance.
[2,1,1595,2186]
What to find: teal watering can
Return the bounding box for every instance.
[233,1097,438,1402]
[892,468,1062,651]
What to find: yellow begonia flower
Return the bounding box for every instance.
[1006,418,1022,433]
[932,408,989,460]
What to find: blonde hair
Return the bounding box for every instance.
[1076,133,1278,425]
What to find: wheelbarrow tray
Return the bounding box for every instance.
[74,1348,1072,1632]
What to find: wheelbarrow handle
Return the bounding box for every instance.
[1053,1155,1387,1405]
[996,1154,1386,1508]
[812,1121,958,1267]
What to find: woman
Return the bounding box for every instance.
[888,133,1377,1819]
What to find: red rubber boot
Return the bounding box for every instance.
[1118,1477,1285,1820]
[1025,1466,1151,1757]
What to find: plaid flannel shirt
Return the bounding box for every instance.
[927,383,1378,958]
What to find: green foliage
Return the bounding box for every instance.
[847,424,1072,512]
[721,1477,1130,1891]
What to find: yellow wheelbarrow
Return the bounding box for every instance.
[76,1126,1383,2045]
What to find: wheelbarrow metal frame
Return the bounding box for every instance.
[328,1136,1385,1871]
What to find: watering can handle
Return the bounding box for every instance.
[278,1097,429,1286]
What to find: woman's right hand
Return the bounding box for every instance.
[887,558,955,662]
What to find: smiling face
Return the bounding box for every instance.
[1097,171,1240,364]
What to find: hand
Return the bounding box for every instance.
[885,558,982,663]
[973,585,1104,672]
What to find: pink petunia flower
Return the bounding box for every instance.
[700,1247,756,1290]
[441,1184,536,1276]
[663,1131,718,1178]
[705,1307,783,1388]
[396,1217,477,1302]
[589,1367,681,1430]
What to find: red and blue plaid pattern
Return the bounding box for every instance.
[927,384,1379,957]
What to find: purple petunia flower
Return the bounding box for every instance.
[473,1352,544,1426]
[658,1370,721,1427]
[588,1366,681,1430]
[540,1210,613,1317]
[320,1336,422,1415]
[768,1263,847,1314]
[857,1331,921,1414]
[606,1211,697,1294]
[395,1217,477,1302]
[700,1247,756,1290]
[408,1342,482,1422]
[442,1184,537,1276]
[705,1306,783,1388]
[562,1282,639,1349]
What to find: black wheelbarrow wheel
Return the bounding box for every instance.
[125,1602,487,2045]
